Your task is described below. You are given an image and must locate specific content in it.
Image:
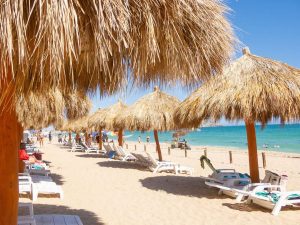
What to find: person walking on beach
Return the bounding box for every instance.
[146,135,150,143]
[138,136,141,143]
[48,131,52,143]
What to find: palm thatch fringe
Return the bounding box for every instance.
[0,0,235,97]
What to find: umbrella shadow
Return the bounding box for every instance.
[50,173,65,185]
[139,175,226,199]
[97,161,147,171]
[32,204,104,225]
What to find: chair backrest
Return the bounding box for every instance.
[262,170,288,191]
[131,153,151,166]
[117,146,127,156]
[145,152,158,167]
[103,144,113,152]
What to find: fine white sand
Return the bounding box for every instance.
[20,140,300,225]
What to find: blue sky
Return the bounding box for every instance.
[91,0,300,124]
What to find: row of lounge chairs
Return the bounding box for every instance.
[62,140,194,175]
[204,167,300,215]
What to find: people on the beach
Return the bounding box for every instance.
[146,135,150,143]
[37,130,44,147]
[48,131,52,143]
[138,136,141,143]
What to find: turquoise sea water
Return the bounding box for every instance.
[122,124,300,154]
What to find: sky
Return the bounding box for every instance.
[90,0,300,125]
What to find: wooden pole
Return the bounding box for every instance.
[99,128,103,150]
[204,148,207,157]
[144,144,146,151]
[68,131,72,143]
[168,147,171,155]
[262,152,267,169]
[185,148,187,158]
[229,151,233,164]
[245,121,260,182]
[0,72,19,225]
[134,144,137,151]
[118,129,123,147]
[126,144,128,149]
[153,130,163,161]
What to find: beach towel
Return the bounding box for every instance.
[256,191,300,203]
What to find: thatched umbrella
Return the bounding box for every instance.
[16,89,91,130]
[88,100,127,149]
[115,87,180,161]
[0,1,235,223]
[174,48,300,182]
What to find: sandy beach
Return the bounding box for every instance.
[20,140,300,225]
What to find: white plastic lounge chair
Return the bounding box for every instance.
[114,146,136,161]
[18,202,83,225]
[81,142,101,153]
[70,143,85,152]
[245,185,300,215]
[19,174,37,200]
[145,152,194,175]
[234,170,288,202]
[19,173,63,201]
[205,170,287,199]
[18,202,36,225]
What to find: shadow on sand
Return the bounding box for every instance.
[139,175,226,199]
[33,204,104,225]
[97,161,147,171]
[50,173,65,185]
[76,154,106,159]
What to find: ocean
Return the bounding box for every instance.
[122,124,300,154]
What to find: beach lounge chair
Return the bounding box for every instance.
[19,174,37,200]
[245,184,300,215]
[25,164,51,177]
[145,152,194,175]
[234,170,288,202]
[19,173,63,201]
[113,145,136,161]
[18,202,36,225]
[205,170,287,199]
[80,142,101,154]
[103,144,116,159]
[18,202,83,225]
[132,152,176,173]
[70,144,85,152]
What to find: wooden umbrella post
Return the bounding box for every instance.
[99,128,103,150]
[68,131,72,143]
[118,129,123,147]
[0,74,19,225]
[245,121,260,182]
[153,130,163,161]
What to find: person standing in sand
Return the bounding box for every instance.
[138,136,141,143]
[37,130,44,147]
[146,135,150,143]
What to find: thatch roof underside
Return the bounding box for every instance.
[174,48,300,127]
[88,101,127,130]
[16,89,91,129]
[0,0,235,98]
[114,87,180,131]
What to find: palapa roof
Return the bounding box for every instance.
[88,100,127,130]
[114,87,180,131]
[63,116,90,132]
[174,48,300,127]
[16,89,91,129]
[0,0,235,98]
